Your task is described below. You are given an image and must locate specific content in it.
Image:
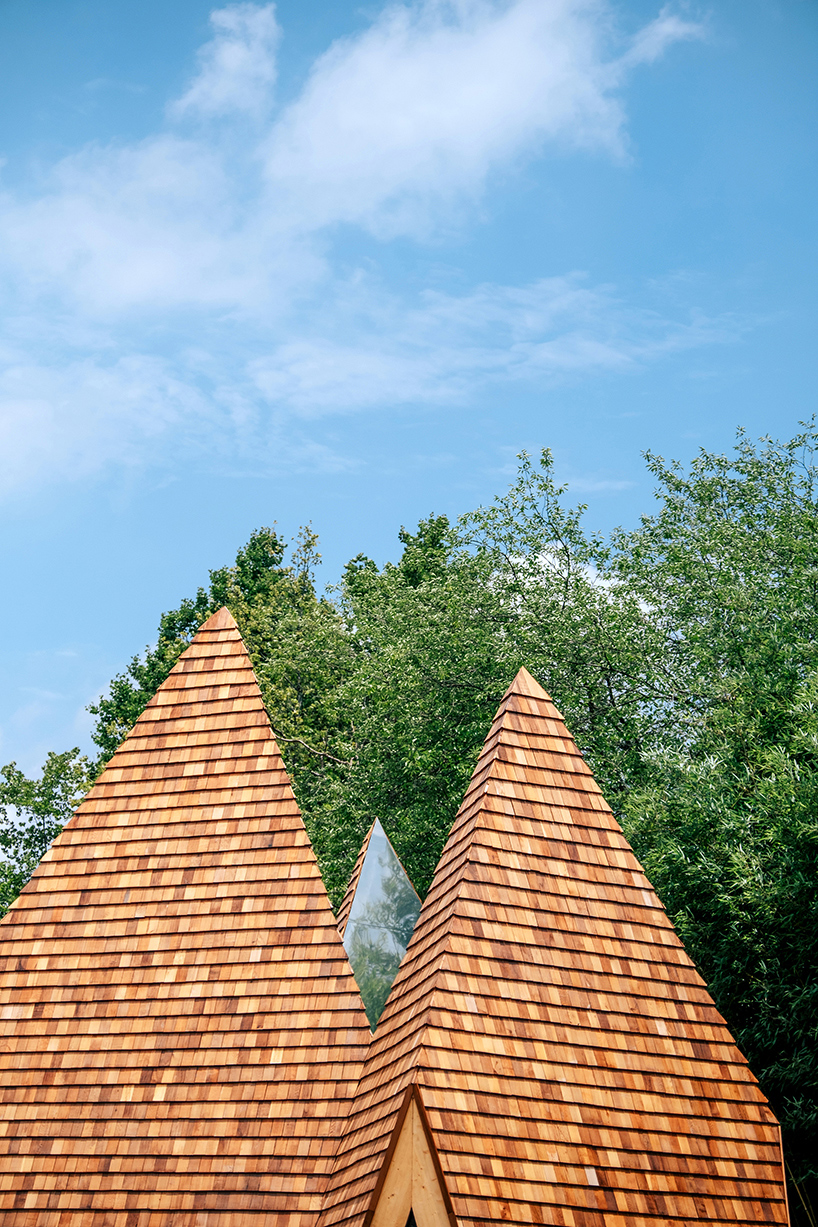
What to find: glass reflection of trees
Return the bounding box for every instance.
[343,821,421,1029]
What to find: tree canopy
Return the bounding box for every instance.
[2,425,816,1223]
[0,750,91,915]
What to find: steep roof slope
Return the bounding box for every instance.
[0,607,370,1227]
[321,668,789,1227]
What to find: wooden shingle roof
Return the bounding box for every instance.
[0,607,371,1226]
[320,668,789,1227]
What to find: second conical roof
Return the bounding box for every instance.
[321,668,787,1227]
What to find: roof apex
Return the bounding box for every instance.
[503,664,548,701]
[0,606,370,1224]
[200,604,238,632]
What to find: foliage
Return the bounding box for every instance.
[0,750,92,914]
[312,474,656,901]
[609,428,818,1217]
[312,519,508,900]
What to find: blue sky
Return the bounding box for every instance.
[0,0,816,773]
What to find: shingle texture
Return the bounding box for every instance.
[320,668,788,1227]
[0,606,371,1227]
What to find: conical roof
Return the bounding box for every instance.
[0,607,370,1225]
[320,668,788,1227]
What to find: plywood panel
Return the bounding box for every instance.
[369,1096,453,1227]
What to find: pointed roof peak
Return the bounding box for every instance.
[490,665,569,731]
[505,664,549,701]
[200,604,238,632]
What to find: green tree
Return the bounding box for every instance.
[314,461,656,902]
[314,431,818,1218]
[0,749,92,913]
[608,429,818,1221]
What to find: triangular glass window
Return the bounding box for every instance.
[341,819,421,1029]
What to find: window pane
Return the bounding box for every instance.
[342,819,421,1029]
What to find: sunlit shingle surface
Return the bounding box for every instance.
[0,607,371,1226]
[320,668,789,1227]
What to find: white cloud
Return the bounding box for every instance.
[617,4,703,70]
[0,273,740,496]
[0,348,209,496]
[0,137,256,313]
[250,274,742,411]
[171,3,280,120]
[0,0,702,316]
[263,0,637,236]
[0,0,710,496]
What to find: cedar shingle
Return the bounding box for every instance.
[0,607,371,1226]
[319,668,789,1227]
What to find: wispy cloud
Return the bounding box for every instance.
[616,4,703,70]
[171,3,281,120]
[263,0,639,236]
[250,274,741,412]
[0,0,710,497]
